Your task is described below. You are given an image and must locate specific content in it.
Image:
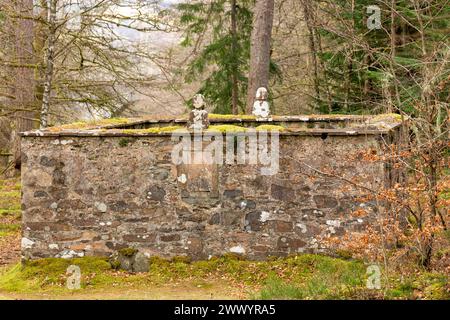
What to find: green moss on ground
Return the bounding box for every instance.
[0,191,20,198]
[0,224,20,238]
[0,178,21,232]
[0,210,21,218]
[1,254,446,299]
[0,203,20,212]
[1,255,361,295]
[0,257,113,292]
[384,273,449,300]
[118,248,138,257]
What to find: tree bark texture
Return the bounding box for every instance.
[246,0,275,114]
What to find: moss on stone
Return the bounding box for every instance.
[48,118,132,131]
[209,114,256,120]
[52,121,88,130]
[118,248,138,257]
[118,138,132,147]
[207,125,248,133]
[371,113,403,123]
[41,113,405,135]
[121,126,184,135]
[255,125,285,131]
[94,118,130,126]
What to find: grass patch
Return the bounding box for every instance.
[0,209,21,218]
[385,273,449,300]
[0,254,447,299]
[0,191,20,198]
[0,178,21,230]
[0,257,113,292]
[0,223,20,232]
[255,255,366,299]
[439,188,450,200]
[0,223,20,237]
[0,202,20,211]
[0,254,364,295]
[258,276,306,300]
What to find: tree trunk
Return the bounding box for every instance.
[301,0,320,110]
[40,0,57,128]
[12,0,38,169]
[230,0,239,115]
[387,0,397,113]
[246,0,275,114]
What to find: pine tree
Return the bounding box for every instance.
[311,0,450,115]
[178,0,253,114]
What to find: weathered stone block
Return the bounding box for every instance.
[271,184,295,202]
[277,237,307,252]
[146,186,166,202]
[244,211,267,232]
[313,195,338,208]
[270,220,293,232]
[123,234,156,243]
[160,234,181,242]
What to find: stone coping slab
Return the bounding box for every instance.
[20,128,397,137]
[20,113,405,137]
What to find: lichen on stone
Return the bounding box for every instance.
[209,114,256,120]
[119,138,132,147]
[255,125,286,131]
[118,247,138,257]
[48,118,132,131]
[121,126,184,135]
[207,125,248,133]
[370,113,403,123]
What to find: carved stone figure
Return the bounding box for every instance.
[252,87,270,119]
[188,94,209,130]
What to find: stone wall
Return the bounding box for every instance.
[20,130,394,260]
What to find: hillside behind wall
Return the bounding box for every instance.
[19,115,404,260]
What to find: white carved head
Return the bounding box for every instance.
[255,87,268,101]
[252,87,270,118]
[193,94,205,109]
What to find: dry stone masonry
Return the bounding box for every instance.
[20,114,405,261]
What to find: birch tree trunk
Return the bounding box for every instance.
[246,0,275,114]
[40,0,57,129]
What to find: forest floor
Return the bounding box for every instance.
[0,177,448,300]
[0,178,21,267]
